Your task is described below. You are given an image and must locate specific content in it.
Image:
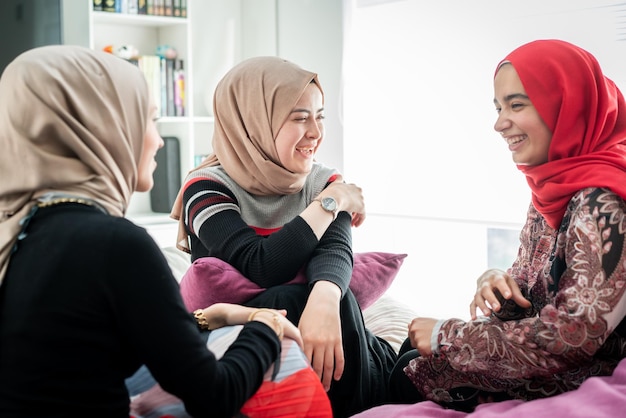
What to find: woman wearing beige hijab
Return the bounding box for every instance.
[171,56,397,417]
[0,45,307,417]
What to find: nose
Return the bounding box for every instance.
[493,112,510,134]
[306,119,323,140]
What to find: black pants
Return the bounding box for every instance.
[247,284,398,418]
[388,338,424,404]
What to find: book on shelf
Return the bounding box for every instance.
[165,58,176,117]
[146,0,154,15]
[131,56,184,117]
[155,0,164,16]
[174,60,185,117]
[103,0,116,12]
[164,0,173,16]
[93,0,184,17]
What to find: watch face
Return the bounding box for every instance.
[321,197,337,211]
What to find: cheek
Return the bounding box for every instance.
[275,131,296,156]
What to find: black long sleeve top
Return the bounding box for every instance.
[0,203,280,418]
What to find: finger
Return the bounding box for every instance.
[510,285,532,308]
[285,323,304,348]
[469,300,481,320]
[495,278,514,299]
[352,213,365,227]
[302,337,314,366]
[321,349,334,391]
[310,348,324,381]
[475,288,497,315]
[480,282,505,313]
[333,342,345,381]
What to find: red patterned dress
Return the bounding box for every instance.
[405,187,626,405]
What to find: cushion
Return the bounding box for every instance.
[362,295,417,353]
[161,246,192,283]
[179,252,407,312]
[127,325,332,418]
[351,357,626,418]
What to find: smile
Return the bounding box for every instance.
[506,135,527,145]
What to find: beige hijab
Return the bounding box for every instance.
[170,56,322,251]
[0,45,149,285]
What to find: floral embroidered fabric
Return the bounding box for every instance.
[405,188,626,406]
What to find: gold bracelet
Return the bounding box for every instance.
[247,308,284,341]
[193,309,210,330]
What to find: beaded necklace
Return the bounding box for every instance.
[36,193,107,214]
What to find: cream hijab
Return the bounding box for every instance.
[0,45,149,284]
[171,56,322,251]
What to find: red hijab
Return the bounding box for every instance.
[498,39,626,229]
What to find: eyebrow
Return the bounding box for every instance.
[493,93,529,105]
[291,107,324,114]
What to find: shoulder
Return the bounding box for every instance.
[30,205,168,277]
[184,165,241,193]
[305,163,340,195]
[569,187,626,213]
[310,162,339,181]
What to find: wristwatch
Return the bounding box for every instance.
[315,196,339,220]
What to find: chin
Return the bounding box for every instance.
[136,181,154,193]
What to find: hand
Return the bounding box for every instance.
[320,181,366,227]
[298,281,344,391]
[407,317,438,356]
[200,303,304,348]
[469,269,531,320]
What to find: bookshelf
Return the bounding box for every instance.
[60,0,219,237]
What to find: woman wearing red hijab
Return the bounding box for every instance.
[388,39,626,411]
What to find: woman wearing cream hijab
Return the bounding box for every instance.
[0,45,306,417]
[171,56,397,417]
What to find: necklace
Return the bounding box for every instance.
[36,193,107,214]
[37,197,97,208]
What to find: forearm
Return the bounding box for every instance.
[305,212,353,295]
[195,211,319,286]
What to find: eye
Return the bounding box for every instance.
[316,114,325,121]
[511,102,524,110]
[494,107,501,114]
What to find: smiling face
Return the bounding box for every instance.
[493,63,553,166]
[136,102,164,192]
[274,82,325,174]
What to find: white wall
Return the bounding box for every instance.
[342,0,626,319]
[191,0,345,172]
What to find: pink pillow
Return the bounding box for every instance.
[180,252,407,311]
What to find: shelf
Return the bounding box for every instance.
[126,212,177,226]
[193,116,215,123]
[92,11,187,27]
[157,116,191,123]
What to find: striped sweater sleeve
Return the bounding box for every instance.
[182,170,354,294]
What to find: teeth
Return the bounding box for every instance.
[297,147,313,154]
[507,135,526,145]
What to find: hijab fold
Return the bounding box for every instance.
[0,45,149,285]
[499,40,626,229]
[170,56,321,252]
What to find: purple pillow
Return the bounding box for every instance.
[179,252,407,311]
